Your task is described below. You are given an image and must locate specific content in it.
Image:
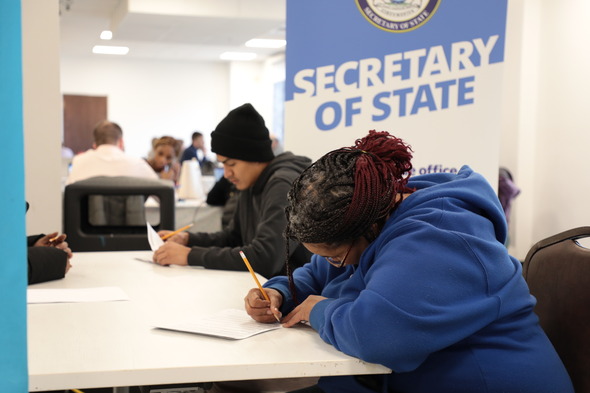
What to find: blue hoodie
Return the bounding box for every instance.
[265,166,573,393]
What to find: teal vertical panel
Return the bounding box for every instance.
[0,0,29,392]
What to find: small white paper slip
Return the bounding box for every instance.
[154,309,281,340]
[147,223,164,251]
[27,286,130,304]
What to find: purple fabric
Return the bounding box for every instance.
[498,173,520,224]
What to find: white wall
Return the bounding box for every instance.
[22,0,63,235]
[500,0,538,259]
[501,0,590,260]
[228,54,286,138]
[60,55,287,160]
[60,57,231,158]
[534,0,590,241]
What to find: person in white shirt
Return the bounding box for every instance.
[66,120,158,184]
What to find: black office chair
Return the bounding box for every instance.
[64,176,175,251]
[523,226,590,393]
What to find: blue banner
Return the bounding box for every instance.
[285,0,508,182]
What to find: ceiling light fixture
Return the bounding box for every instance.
[92,45,129,55]
[245,39,286,49]
[100,30,113,40]
[219,52,257,61]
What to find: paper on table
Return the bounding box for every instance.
[154,309,281,340]
[27,286,130,304]
[147,223,164,251]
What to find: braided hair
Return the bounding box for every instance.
[284,130,414,301]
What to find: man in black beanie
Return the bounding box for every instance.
[153,103,313,278]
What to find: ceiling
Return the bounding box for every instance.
[59,0,287,62]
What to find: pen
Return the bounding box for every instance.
[239,250,281,323]
[161,223,194,240]
[48,235,60,245]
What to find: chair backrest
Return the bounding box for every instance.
[523,227,590,393]
[64,176,175,251]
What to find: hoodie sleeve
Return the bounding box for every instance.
[307,211,526,373]
[27,234,44,247]
[27,246,68,285]
[264,254,352,313]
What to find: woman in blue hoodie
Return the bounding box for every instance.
[245,131,573,393]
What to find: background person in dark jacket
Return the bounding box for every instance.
[154,103,312,278]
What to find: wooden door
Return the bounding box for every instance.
[63,94,107,154]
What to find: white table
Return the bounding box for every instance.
[28,251,390,391]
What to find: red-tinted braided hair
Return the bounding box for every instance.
[285,130,413,244]
[284,130,413,301]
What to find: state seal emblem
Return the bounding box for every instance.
[355,0,441,33]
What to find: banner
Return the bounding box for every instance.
[285,0,508,182]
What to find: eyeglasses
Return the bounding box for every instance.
[325,240,355,268]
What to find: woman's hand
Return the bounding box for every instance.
[153,241,190,266]
[281,295,327,328]
[244,287,283,323]
[159,162,181,184]
[157,230,189,245]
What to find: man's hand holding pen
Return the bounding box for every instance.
[153,224,193,266]
[244,287,283,324]
[157,224,192,245]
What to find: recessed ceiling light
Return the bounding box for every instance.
[245,39,286,49]
[92,45,129,55]
[100,30,113,40]
[219,52,257,61]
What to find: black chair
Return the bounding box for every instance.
[64,176,175,251]
[523,227,590,393]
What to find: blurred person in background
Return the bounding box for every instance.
[67,120,157,184]
[146,136,182,185]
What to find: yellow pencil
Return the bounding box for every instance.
[239,250,281,322]
[71,389,84,393]
[161,223,194,240]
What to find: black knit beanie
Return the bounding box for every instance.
[211,103,274,162]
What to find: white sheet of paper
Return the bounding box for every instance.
[27,286,130,304]
[154,309,281,340]
[147,223,164,251]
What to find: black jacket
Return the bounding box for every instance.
[187,152,312,278]
[27,234,67,285]
[26,202,67,284]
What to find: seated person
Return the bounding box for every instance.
[180,131,207,163]
[67,120,158,184]
[26,203,72,284]
[153,103,312,278]
[146,136,182,185]
[245,131,574,393]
